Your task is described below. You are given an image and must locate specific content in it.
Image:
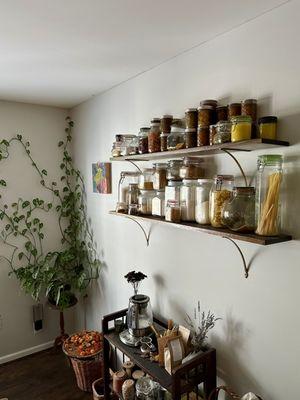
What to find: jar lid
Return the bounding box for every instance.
[231,115,252,123]
[184,128,197,132]
[197,178,213,184]
[167,180,182,187]
[185,108,198,112]
[140,127,150,131]
[197,105,214,111]
[200,99,218,107]
[258,154,283,164]
[161,114,173,119]
[151,118,161,123]
[242,98,257,104]
[233,186,255,195]
[216,105,228,110]
[258,116,278,124]
[182,179,198,184]
[214,174,234,182]
[160,132,170,136]
[168,159,183,166]
[229,102,241,107]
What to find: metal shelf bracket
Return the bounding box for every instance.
[221,148,249,187]
[122,215,151,246]
[223,236,250,278]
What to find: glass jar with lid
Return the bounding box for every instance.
[128,136,139,155]
[180,179,197,221]
[209,175,234,227]
[160,115,173,133]
[138,168,154,190]
[216,106,228,122]
[255,154,283,236]
[118,171,141,206]
[165,200,181,223]
[185,108,198,129]
[166,159,183,180]
[153,163,167,190]
[198,105,214,127]
[195,179,213,225]
[160,132,169,152]
[148,122,161,153]
[152,190,165,217]
[231,115,252,142]
[228,103,241,119]
[241,99,257,123]
[197,126,209,146]
[213,121,232,144]
[179,157,204,180]
[258,116,277,140]
[138,127,150,154]
[185,128,197,148]
[138,190,155,215]
[167,120,185,150]
[165,180,182,206]
[222,187,256,232]
[128,183,139,206]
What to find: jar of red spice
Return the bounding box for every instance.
[148,122,161,153]
[185,128,197,148]
[185,108,198,129]
[197,126,209,146]
[228,103,241,119]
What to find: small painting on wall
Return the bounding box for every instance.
[92,162,112,194]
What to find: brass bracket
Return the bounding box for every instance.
[221,148,249,187]
[122,215,151,246]
[223,236,250,278]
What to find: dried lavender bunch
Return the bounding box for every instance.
[185,301,221,352]
[124,271,147,295]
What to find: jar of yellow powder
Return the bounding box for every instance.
[258,116,277,140]
[231,115,252,142]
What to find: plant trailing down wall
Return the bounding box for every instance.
[0,117,100,309]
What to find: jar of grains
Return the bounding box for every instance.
[152,190,165,217]
[180,179,197,221]
[209,175,234,227]
[148,121,161,153]
[231,115,252,142]
[166,159,183,180]
[139,168,154,190]
[209,125,217,146]
[185,108,198,129]
[165,180,182,206]
[138,127,150,154]
[197,126,210,146]
[198,105,214,127]
[179,157,204,180]
[138,190,155,215]
[195,179,213,225]
[216,106,228,122]
[153,163,167,190]
[213,121,232,144]
[165,200,181,223]
[160,132,169,152]
[228,103,241,119]
[160,115,173,133]
[185,128,197,148]
[167,121,185,150]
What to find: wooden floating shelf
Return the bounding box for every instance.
[110,138,290,162]
[109,211,292,246]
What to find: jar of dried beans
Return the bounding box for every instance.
[209,175,234,228]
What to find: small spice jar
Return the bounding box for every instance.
[160,132,169,152]
[180,179,197,221]
[167,120,185,150]
[209,125,217,146]
[231,115,252,142]
[148,122,161,153]
[228,103,241,119]
[241,99,257,122]
[195,179,213,225]
[128,183,139,205]
[139,168,154,190]
[185,108,198,129]
[258,116,278,140]
[128,204,139,216]
[179,157,204,180]
[166,159,183,180]
[152,190,165,217]
[184,128,197,148]
[198,105,214,127]
[138,127,150,154]
[138,190,155,215]
[153,163,167,190]
[197,126,209,146]
[160,115,173,133]
[165,200,181,223]
[209,175,234,228]
[213,121,232,144]
[216,106,228,122]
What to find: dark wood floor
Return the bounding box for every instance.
[0,348,91,400]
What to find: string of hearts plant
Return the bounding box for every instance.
[0,117,100,309]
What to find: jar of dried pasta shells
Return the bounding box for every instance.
[209,175,234,228]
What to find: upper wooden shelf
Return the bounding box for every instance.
[110,138,290,162]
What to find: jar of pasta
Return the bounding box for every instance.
[209,175,234,227]
[231,115,252,142]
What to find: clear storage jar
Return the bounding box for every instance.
[139,168,154,190]
[128,183,139,206]
[214,121,232,144]
[231,115,252,142]
[179,157,204,180]
[209,175,234,227]
[258,116,277,140]
[165,200,181,223]
[153,163,167,190]
[255,154,283,236]
[152,190,165,217]
[222,187,256,232]
[148,122,161,153]
[165,180,182,205]
[166,159,183,180]
[138,190,155,215]
[180,179,197,221]
[118,171,141,205]
[167,120,185,150]
[195,179,213,225]
[160,132,169,152]
[138,127,150,154]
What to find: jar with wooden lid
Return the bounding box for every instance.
[138,127,150,154]
[179,157,204,180]
[153,163,167,190]
[185,108,198,129]
[231,115,252,142]
[138,168,154,190]
[160,132,169,152]
[138,190,155,215]
[165,200,181,223]
[148,122,161,153]
[166,159,183,180]
[197,126,209,146]
[152,190,165,217]
[185,128,197,148]
[167,121,185,150]
[198,106,214,127]
[216,106,228,122]
[258,116,277,140]
[160,115,173,133]
[180,179,197,221]
[209,175,234,227]
[213,121,232,144]
[228,103,241,119]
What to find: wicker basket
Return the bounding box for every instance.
[70,352,103,392]
[209,386,263,400]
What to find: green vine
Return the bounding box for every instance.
[0,117,100,308]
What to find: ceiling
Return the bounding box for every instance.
[0,0,288,108]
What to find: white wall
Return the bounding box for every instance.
[0,101,75,360]
[71,2,300,399]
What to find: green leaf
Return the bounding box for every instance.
[31,248,37,257]
[25,142,30,147]
[5,224,10,231]
[52,181,57,186]
[58,141,64,147]
[17,134,23,140]
[47,203,52,209]
[0,179,7,186]
[1,139,9,146]
[22,201,30,209]
[0,212,4,220]
[41,169,47,176]
[33,218,39,225]
[22,229,27,235]
[63,187,69,192]
[39,223,43,229]
[60,163,65,169]
[39,233,44,239]
[18,252,24,260]
[56,205,61,211]
[25,241,31,250]
[40,180,45,186]
[54,190,59,196]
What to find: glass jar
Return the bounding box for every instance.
[180,179,197,221]
[160,132,169,152]
[258,116,278,140]
[138,127,150,154]
[138,190,155,215]
[165,200,181,223]
[209,175,234,227]
[231,115,252,142]
[216,106,228,122]
[153,163,167,190]
[228,103,241,119]
[200,99,218,108]
[242,99,257,123]
[185,108,198,129]
[197,126,209,146]
[195,179,213,225]
[179,157,204,180]
[213,121,232,144]
[128,183,139,205]
[160,115,173,133]
[152,190,165,217]
[209,125,217,146]
[148,122,161,153]
[139,168,154,190]
[128,203,139,216]
[167,122,185,150]
[128,136,139,155]
[185,128,197,148]
[118,171,141,205]
[197,105,214,127]
[255,154,283,236]
[222,187,256,232]
[166,159,183,180]
[119,135,137,156]
[165,180,182,205]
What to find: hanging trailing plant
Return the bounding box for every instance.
[0,118,100,309]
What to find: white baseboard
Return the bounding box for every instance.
[0,341,53,365]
